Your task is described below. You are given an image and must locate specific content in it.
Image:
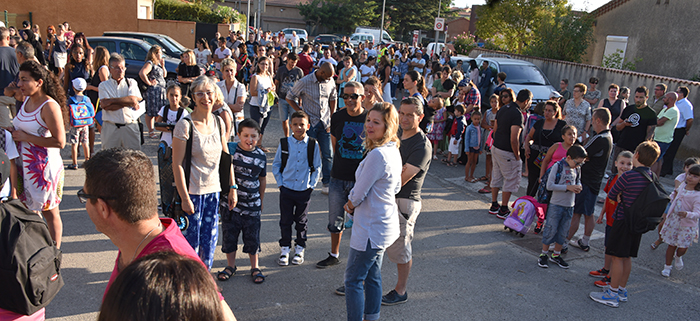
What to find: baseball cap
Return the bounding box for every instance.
[458,79,468,88]
[549,91,562,99]
[72,78,87,92]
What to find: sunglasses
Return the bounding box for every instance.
[77,188,117,204]
[341,93,364,100]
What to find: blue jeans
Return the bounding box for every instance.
[307,121,332,185]
[328,178,355,233]
[345,240,384,321]
[541,204,574,246]
[182,192,220,269]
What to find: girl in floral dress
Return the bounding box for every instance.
[427,97,446,160]
[660,164,700,277]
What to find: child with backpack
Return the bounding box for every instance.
[590,151,633,288]
[659,164,700,277]
[272,111,321,266]
[537,145,587,269]
[538,125,577,181]
[590,141,661,308]
[66,78,95,170]
[464,110,482,182]
[443,104,466,167]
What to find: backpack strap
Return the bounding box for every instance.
[307,137,316,173]
[182,118,194,189]
[280,137,289,172]
[176,107,185,123]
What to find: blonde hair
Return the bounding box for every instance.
[451,70,464,84]
[221,57,237,71]
[182,50,196,66]
[364,102,400,151]
[93,46,110,73]
[146,45,162,63]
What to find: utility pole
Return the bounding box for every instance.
[246,0,251,31]
[434,0,442,45]
[380,0,386,45]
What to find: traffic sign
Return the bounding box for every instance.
[434,18,445,31]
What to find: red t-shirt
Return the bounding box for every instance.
[0,308,44,321]
[297,53,314,75]
[603,175,619,227]
[104,218,223,301]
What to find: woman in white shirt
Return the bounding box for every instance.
[216,58,247,142]
[248,56,275,152]
[194,38,212,67]
[343,102,403,321]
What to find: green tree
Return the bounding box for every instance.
[381,0,455,42]
[475,0,568,54]
[524,11,595,62]
[155,0,243,24]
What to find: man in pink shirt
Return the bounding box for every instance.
[81,148,237,320]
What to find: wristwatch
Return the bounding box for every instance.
[230,184,238,190]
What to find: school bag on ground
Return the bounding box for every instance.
[625,168,670,234]
[68,96,95,127]
[0,199,64,315]
[504,196,545,237]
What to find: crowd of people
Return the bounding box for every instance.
[0,20,698,319]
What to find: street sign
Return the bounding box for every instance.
[413,30,419,46]
[434,17,445,31]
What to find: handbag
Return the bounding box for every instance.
[165,118,193,231]
[216,116,233,197]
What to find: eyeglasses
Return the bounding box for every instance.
[341,93,364,100]
[77,188,117,204]
[194,91,216,98]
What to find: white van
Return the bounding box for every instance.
[354,27,393,45]
[349,33,375,47]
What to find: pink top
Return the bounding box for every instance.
[104,218,224,301]
[668,182,700,227]
[0,308,44,321]
[547,142,567,170]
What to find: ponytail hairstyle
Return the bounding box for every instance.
[20,60,68,125]
[406,70,428,97]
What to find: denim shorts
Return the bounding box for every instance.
[573,184,597,216]
[278,99,293,123]
[327,178,355,233]
[541,204,574,245]
[656,141,671,158]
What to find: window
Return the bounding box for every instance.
[92,41,116,53]
[120,42,148,61]
[499,64,548,86]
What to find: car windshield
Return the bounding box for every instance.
[499,64,549,86]
[161,35,187,52]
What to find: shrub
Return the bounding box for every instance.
[154,0,242,24]
[453,32,476,56]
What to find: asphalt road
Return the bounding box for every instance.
[46,102,700,320]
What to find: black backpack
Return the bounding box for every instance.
[0,199,64,315]
[279,137,317,173]
[625,168,670,234]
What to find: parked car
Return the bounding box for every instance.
[281,28,308,45]
[313,34,342,45]
[451,54,556,107]
[102,31,189,59]
[87,36,179,83]
[349,33,374,47]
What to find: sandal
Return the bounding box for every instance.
[478,187,492,194]
[651,239,664,250]
[217,266,236,281]
[251,268,265,284]
[476,176,488,182]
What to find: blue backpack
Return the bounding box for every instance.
[68,96,95,127]
[536,159,569,205]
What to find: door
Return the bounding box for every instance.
[196,23,219,49]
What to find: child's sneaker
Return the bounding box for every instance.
[534,221,543,234]
[496,206,510,220]
[618,288,628,302]
[577,239,590,252]
[292,245,305,265]
[661,265,672,277]
[594,276,611,288]
[590,288,619,308]
[488,202,500,214]
[549,255,569,269]
[674,255,684,270]
[589,268,609,278]
[279,246,291,266]
[537,254,548,268]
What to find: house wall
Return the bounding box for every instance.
[446,18,470,40]
[137,19,197,48]
[471,48,700,159]
[586,0,700,80]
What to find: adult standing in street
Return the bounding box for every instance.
[216,58,247,141]
[478,61,492,104]
[297,44,314,75]
[381,96,432,305]
[651,92,679,176]
[343,102,402,321]
[563,83,592,142]
[648,83,667,115]
[98,53,142,150]
[275,52,304,137]
[489,89,531,219]
[609,86,656,175]
[584,77,601,107]
[598,83,626,142]
[662,86,694,177]
[286,62,337,194]
[140,45,167,138]
[0,27,19,128]
[82,148,237,321]
[316,81,367,269]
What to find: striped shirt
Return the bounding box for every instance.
[285,72,337,129]
[607,167,653,221]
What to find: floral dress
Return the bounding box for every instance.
[660,183,700,248]
[144,60,167,117]
[13,98,64,211]
[428,107,446,141]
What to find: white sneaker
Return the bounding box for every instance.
[292,245,305,265]
[675,256,684,270]
[279,246,291,266]
[322,185,329,195]
[661,265,672,277]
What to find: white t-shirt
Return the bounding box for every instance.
[411,57,426,73]
[317,57,337,67]
[194,48,211,66]
[217,79,248,135]
[291,35,300,47]
[367,49,378,57]
[157,106,190,146]
[214,47,232,70]
[0,130,19,199]
[359,65,376,83]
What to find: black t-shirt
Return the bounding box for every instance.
[617,105,657,151]
[177,63,202,96]
[396,131,432,201]
[0,47,19,94]
[493,102,524,152]
[331,108,367,181]
[531,119,567,151]
[581,129,613,192]
[275,65,304,96]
